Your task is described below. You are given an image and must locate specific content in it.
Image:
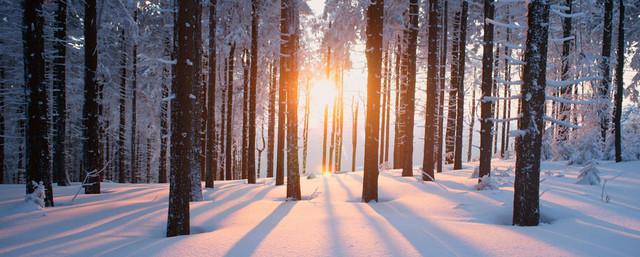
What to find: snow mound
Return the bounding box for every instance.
[476,175,499,190]
[576,163,601,185]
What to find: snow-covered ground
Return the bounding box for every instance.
[1,159,639,257]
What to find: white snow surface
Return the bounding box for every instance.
[1,159,639,257]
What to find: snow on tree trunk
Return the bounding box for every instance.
[422,0,439,182]
[402,0,419,177]
[513,0,550,227]
[478,0,495,181]
[24,0,54,206]
[167,0,197,238]
[205,0,217,188]
[247,0,259,184]
[362,0,384,203]
[454,0,469,170]
[599,0,613,144]
[53,0,69,186]
[83,0,100,195]
[613,0,625,163]
[283,0,301,200]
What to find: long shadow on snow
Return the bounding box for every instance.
[224,202,296,257]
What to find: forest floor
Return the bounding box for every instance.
[1,159,639,257]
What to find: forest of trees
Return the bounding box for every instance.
[2,0,639,237]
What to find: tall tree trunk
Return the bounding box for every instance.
[453,0,468,170]
[422,0,439,181]
[0,68,4,184]
[276,13,287,186]
[336,71,344,171]
[190,2,203,201]
[513,0,549,227]
[267,63,276,178]
[205,0,217,188]
[445,6,459,166]
[53,0,69,186]
[118,28,128,183]
[242,50,249,180]
[24,0,53,205]
[83,0,100,194]
[402,0,419,177]
[379,50,389,163]
[352,98,359,171]
[322,104,329,173]
[283,0,301,200]
[436,1,447,173]
[613,0,625,162]
[393,39,401,168]
[248,0,259,183]
[220,57,227,179]
[599,0,613,143]
[384,52,392,162]
[302,81,310,175]
[500,13,512,158]
[328,95,336,173]
[557,0,573,144]
[167,0,196,237]
[130,7,139,184]
[478,0,495,180]
[226,43,235,181]
[362,0,384,202]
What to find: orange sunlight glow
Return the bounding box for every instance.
[310,78,337,108]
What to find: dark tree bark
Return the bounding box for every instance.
[335,72,344,172]
[53,0,69,186]
[557,0,573,144]
[248,0,259,183]
[468,84,476,162]
[226,43,236,181]
[422,0,439,181]
[302,81,310,175]
[160,11,172,184]
[220,57,228,179]
[24,0,53,205]
[130,7,139,184]
[384,52,392,162]
[393,39,401,168]
[242,50,249,180]
[118,28,128,183]
[362,0,384,202]
[513,0,550,227]
[436,1,447,174]
[167,0,197,237]
[205,0,217,188]
[500,13,512,158]
[267,62,276,178]
[599,0,613,143]
[478,0,495,180]
[282,0,301,200]
[352,99,359,171]
[613,0,625,162]
[276,13,287,185]
[83,0,100,194]
[454,0,468,170]
[401,0,419,177]
[446,3,460,166]
[379,50,389,163]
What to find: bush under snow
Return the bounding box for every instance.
[576,163,601,185]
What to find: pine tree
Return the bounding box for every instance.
[454,0,469,170]
[362,0,384,202]
[613,0,625,162]
[24,0,53,206]
[130,6,139,184]
[53,0,69,186]
[247,0,259,184]
[422,0,439,181]
[167,0,197,237]
[83,0,100,194]
[267,62,276,178]
[283,0,301,200]
[401,0,419,177]
[226,43,235,181]
[513,0,550,227]
[205,0,217,188]
[599,0,613,143]
[118,28,128,183]
[478,0,495,180]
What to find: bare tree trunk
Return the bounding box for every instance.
[167,0,196,237]
[205,0,217,188]
[275,20,287,186]
[267,62,276,178]
[0,68,4,184]
[83,0,100,194]
[453,0,468,170]
[422,0,439,181]
[467,70,476,162]
[283,0,301,200]
[613,0,624,162]
[393,39,401,168]
[513,0,549,227]
[226,43,235,181]
[379,50,388,163]
[362,0,384,202]
[53,0,69,186]
[302,81,310,175]
[220,57,227,179]
[599,0,613,143]
[478,0,495,180]
[436,1,447,173]
[402,0,419,177]
[24,0,54,205]
[242,50,249,180]
[248,0,259,183]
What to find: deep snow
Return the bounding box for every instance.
[1,159,639,257]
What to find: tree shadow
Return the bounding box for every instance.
[224,201,296,256]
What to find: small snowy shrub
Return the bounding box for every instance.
[25,181,46,208]
[576,163,601,185]
[476,175,498,190]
